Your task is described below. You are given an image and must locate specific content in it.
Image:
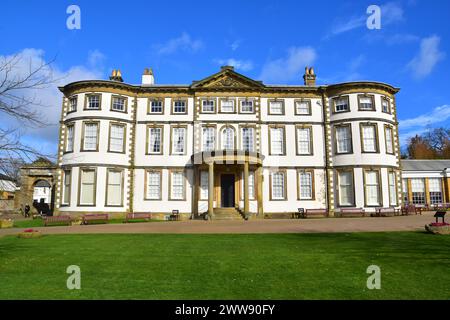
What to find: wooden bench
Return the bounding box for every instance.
[374,207,400,217]
[44,216,72,226]
[82,214,109,225]
[169,210,180,221]
[401,204,423,215]
[125,213,151,223]
[303,209,329,218]
[339,208,365,217]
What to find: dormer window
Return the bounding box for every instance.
[358,95,375,111]
[173,100,187,114]
[334,96,349,113]
[85,94,101,110]
[201,99,215,113]
[111,96,127,112]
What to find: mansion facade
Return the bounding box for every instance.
[55,66,401,219]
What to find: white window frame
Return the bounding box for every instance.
[109,123,125,153]
[146,170,161,200]
[106,169,123,206]
[271,171,286,200]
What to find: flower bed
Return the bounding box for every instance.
[18,229,42,239]
[425,223,450,235]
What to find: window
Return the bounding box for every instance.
[241,127,254,152]
[385,126,394,154]
[171,127,186,154]
[221,127,235,150]
[361,124,378,153]
[202,127,216,151]
[68,96,77,112]
[149,99,163,113]
[106,170,123,206]
[111,96,126,112]
[295,100,311,115]
[86,94,101,110]
[269,100,284,115]
[65,124,74,152]
[200,171,208,200]
[62,170,71,205]
[82,122,99,151]
[296,127,312,155]
[240,100,254,113]
[365,170,380,206]
[79,169,96,205]
[338,171,354,206]
[382,98,391,113]
[334,96,349,113]
[389,171,397,206]
[429,178,443,204]
[109,124,125,153]
[201,99,215,113]
[358,95,375,111]
[270,127,284,155]
[402,179,409,203]
[411,178,425,204]
[241,171,255,200]
[147,127,162,154]
[335,125,352,154]
[271,172,285,200]
[298,171,313,200]
[220,99,235,113]
[173,100,186,114]
[146,171,161,200]
[170,171,185,200]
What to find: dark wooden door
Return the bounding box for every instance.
[221,174,235,207]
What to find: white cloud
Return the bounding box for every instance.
[0,48,104,155]
[230,40,241,51]
[399,105,450,146]
[407,35,445,79]
[154,32,203,55]
[259,47,317,83]
[328,2,404,37]
[214,58,253,71]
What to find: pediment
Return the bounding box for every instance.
[191,68,264,90]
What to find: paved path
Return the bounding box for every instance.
[0,213,436,237]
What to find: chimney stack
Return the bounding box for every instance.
[303,66,316,86]
[142,68,154,85]
[109,69,123,82]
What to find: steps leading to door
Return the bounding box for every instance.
[212,208,244,220]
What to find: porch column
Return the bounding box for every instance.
[256,165,263,218]
[244,160,249,216]
[208,162,214,218]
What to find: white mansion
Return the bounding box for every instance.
[55,66,401,219]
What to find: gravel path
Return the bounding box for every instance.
[0,212,436,237]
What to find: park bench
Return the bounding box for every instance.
[338,208,365,217]
[44,215,72,226]
[82,213,109,225]
[401,204,421,215]
[303,209,329,218]
[169,210,180,221]
[431,203,450,211]
[125,212,151,223]
[374,207,400,217]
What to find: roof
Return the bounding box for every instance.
[59,66,400,95]
[401,160,450,171]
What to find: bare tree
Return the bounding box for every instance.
[0,53,57,180]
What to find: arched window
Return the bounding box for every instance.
[221,127,235,150]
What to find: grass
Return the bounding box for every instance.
[0,232,449,300]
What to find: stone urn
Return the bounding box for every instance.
[0,219,14,229]
[425,223,450,235]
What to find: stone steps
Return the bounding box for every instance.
[212,208,244,220]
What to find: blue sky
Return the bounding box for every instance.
[0,0,449,156]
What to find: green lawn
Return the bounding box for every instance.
[0,232,449,299]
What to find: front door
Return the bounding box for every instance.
[221,174,235,207]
